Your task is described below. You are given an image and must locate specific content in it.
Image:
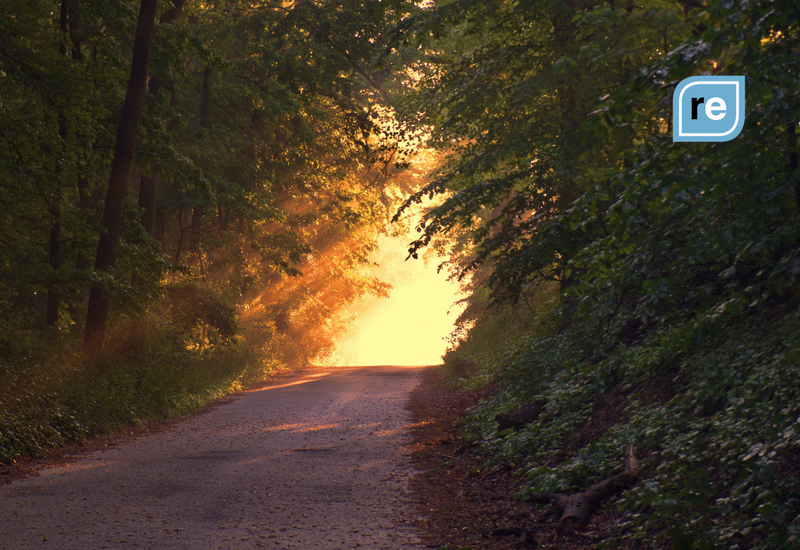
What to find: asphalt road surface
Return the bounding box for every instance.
[0,366,425,549]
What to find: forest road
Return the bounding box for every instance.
[0,365,427,549]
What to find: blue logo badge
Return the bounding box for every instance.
[673,76,745,142]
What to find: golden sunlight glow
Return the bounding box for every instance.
[761,30,783,45]
[324,229,467,367]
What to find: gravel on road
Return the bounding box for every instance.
[0,366,426,550]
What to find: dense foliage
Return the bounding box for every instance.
[446,288,800,549]
[0,0,419,461]
[401,0,800,548]
[3,0,800,546]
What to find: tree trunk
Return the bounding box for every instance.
[136,0,185,238]
[74,177,90,271]
[174,208,186,265]
[71,7,88,272]
[66,8,90,325]
[58,0,69,56]
[160,0,186,25]
[138,173,158,235]
[190,206,203,253]
[187,66,212,256]
[68,175,91,326]
[217,203,226,232]
[789,120,799,216]
[46,190,62,327]
[47,0,71,327]
[84,0,158,354]
[155,202,166,244]
[200,66,212,127]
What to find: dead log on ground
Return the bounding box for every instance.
[527,445,640,527]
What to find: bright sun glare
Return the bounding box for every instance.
[326,230,467,367]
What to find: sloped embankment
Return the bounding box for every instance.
[413,302,800,549]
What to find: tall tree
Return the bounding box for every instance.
[0,0,416,354]
[46,0,72,327]
[84,0,159,353]
[138,0,186,238]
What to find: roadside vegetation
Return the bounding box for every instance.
[3,0,799,547]
[398,0,800,548]
[443,287,800,548]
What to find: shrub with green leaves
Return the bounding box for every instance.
[445,301,800,549]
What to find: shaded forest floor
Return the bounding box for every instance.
[407,366,643,550]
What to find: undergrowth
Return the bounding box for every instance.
[0,324,267,464]
[0,282,290,464]
[443,288,800,549]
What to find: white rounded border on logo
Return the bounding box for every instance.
[677,81,739,137]
[672,75,745,143]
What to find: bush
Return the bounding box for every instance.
[446,298,800,549]
[0,282,256,464]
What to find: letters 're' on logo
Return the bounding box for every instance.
[673,76,745,142]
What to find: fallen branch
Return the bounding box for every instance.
[528,445,640,527]
[480,463,511,481]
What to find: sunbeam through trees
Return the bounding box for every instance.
[1,1,800,547]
